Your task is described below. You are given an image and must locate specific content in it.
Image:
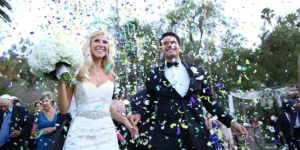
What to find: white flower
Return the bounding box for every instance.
[190,66,199,75]
[243,123,249,127]
[28,35,84,80]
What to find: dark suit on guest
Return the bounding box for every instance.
[289,107,300,150]
[270,118,284,148]
[136,62,233,150]
[278,113,293,150]
[0,105,32,150]
[27,112,38,150]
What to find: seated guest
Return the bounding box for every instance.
[0,94,32,150]
[30,92,58,150]
[28,101,43,150]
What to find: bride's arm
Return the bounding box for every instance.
[110,106,128,124]
[110,106,139,139]
[57,81,74,114]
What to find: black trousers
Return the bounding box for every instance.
[274,131,284,148]
[285,137,294,150]
[138,132,195,150]
[0,142,13,150]
[293,128,300,150]
[233,134,240,149]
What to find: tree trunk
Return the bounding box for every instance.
[202,0,214,94]
[114,0,121,81]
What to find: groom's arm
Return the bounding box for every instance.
[135,72,157,118]
[199,67,234,128]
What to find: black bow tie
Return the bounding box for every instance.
[166,62,179,68]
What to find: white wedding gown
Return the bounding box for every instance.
[63,81,119,150]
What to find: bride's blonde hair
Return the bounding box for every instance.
[77,30,116,82]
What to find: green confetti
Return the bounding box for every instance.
[95,105,102,109]
[156,86,160,91]
[105,63,112,72]
[77,104,81,109]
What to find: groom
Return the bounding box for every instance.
[128,32,248,150]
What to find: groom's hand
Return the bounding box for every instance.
[128,114,141,127]
[232,122,248,141]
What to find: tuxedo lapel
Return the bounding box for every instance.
[10,107,17,130]
[157,64,182,98]
[182,62,195,98]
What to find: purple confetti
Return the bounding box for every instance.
[274,140,278,145]
[2,56,5,61]
[176,127,180,134]
[190,97,196,103]
[215,82,221,87]
[30,31,34,35]
[106,52,109,58]
[6,82,11,86]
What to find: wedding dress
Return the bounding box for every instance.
[63,80,119,150]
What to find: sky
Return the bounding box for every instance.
[0,0,300,55]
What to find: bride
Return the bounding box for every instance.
[56,30,138,150]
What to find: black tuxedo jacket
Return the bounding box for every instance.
[270,119,279,133]
[289,107,300,136]
[0,105,32,150]
[136,62,233,150]
[278,113,291,138]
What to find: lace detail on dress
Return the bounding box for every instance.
[63,81,119,150]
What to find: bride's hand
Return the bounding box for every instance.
[125,119,139,140]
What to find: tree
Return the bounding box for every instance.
[0,0,12,23]
[256,11,300,87]
[261,7,275,29]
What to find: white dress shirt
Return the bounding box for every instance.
[296,109,300,128]
[285,112,290,122]
[164,61,190,97]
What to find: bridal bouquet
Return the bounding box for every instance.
[28,34,84,84]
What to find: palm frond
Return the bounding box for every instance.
[0,0,12,11]
[0,9,11,22]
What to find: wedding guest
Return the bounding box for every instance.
[220,121,233,150]
[30,92,58,150]
[0,94,32,150]
[245,118,256,149]
[207,113,220,150]
[12,98,21,106]
[278,108,293,150]
[270,114,284,148]
[28,101,43,150]
[253,117,265,149]
[289,98,300,149]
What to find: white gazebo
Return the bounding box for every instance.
[228,85,293,114]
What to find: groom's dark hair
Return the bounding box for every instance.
[159,32,181,46]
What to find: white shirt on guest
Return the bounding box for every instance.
[285,112,290,122]
[296,109,300,128]
[164,60,190,97]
